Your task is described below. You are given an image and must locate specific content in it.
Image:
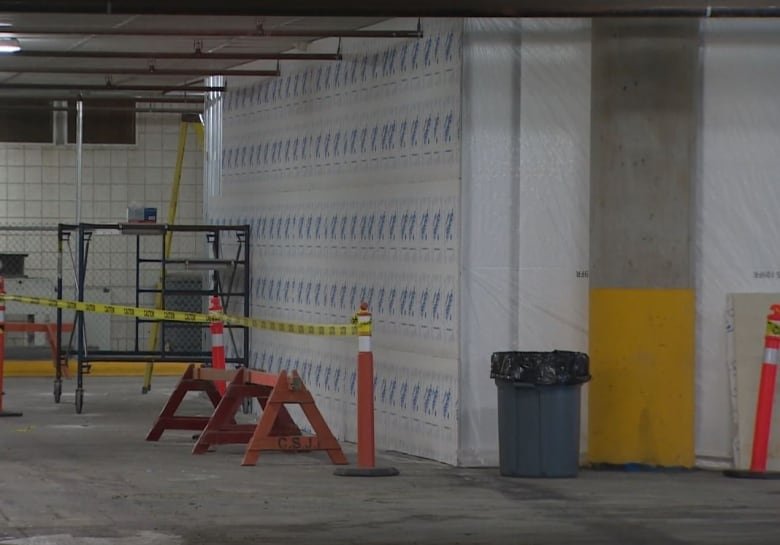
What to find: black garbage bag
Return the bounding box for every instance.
[490,351,591,385]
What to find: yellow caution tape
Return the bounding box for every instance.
[0,293,362,337]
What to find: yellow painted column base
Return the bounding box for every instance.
[588,288,695,467]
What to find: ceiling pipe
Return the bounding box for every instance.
[11,50,342,61]
[0,83,225,92]
[0,27,422,39]
[0,105,202,114]
[131,96,204,103]
[0,0,777,17]
[0,66,280,77]
[68,96,204,103]
[0,95,205,103]
[257,28,423,38]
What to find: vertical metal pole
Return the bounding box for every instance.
[75,227,85,413]
[74,98,84,412]
[160,227,167,357]
[76,99,83,225]
[243,226,250,369]
[213,230,221,293]
[135,234,141,353]
[55,228,63,393]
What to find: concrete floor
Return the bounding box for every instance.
[0,378,779,545]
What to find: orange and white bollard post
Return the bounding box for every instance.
[209,295,227,396]
[0,277,22,417]
[335,302,398,477]
[725,304,780,479]
[356,302,375,468]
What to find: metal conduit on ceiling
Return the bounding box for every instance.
[0,0,777,17]
[0,26,423,38]
[8,51,343,61]
[0,105,202,114]
[0,83,225,92]
[0,66,280,77]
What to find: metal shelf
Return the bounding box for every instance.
[137,288,247,296]
[56,222,252,411]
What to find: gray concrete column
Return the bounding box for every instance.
[588,19,699,467]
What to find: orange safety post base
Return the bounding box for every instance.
[145,364,226,441]
[192,367,300,454]
[241,370,348,467]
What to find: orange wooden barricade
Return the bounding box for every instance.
[192,367,300,454]
[147,364,347,466]
[145,364,225,441]
[241,369,347,466]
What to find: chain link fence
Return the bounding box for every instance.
[0,225,60,358]
[0,223,246,360]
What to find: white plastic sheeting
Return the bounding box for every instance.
[459,19,591,466]
[207,19,463,463]
[697,20,780,465]
[205,17,593,466]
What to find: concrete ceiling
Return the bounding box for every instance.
[0,14,394,99]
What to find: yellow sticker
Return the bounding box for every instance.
[767,321,780,336]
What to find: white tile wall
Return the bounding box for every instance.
[0,111,204,350]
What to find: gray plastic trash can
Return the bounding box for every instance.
[491,351,590,478]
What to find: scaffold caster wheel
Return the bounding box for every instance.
[53,380,62,403]
[75,388,84,414]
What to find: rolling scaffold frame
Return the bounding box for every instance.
[55,222,251,413]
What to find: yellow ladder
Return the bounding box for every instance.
[142,115,204,394]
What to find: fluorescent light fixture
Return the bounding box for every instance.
[0,37,20,53]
